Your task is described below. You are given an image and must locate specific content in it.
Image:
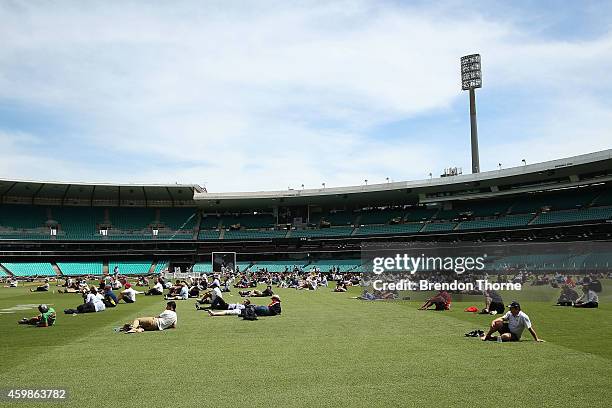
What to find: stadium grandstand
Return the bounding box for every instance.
[0,150,611,275]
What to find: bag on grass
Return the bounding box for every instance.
[242,305,258,321]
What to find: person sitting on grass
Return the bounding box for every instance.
[18,304,56,327]
[556,285,579,306]
[481,301,544,342]
[145,278,165,296]
[333,282,348,292]
[30,279,50,292]
[195,283,224,309]
[165,282,189,300]
[480,289,505,315]
[64,287,106,314]
[239,285,274,297]
[573,285,599,308]
[418,290,451,310]
[102,285,118,308]
[117,283,142,304]
[206,299,251,316]
[121,301,177,333]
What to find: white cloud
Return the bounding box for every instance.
[0,1,610,191]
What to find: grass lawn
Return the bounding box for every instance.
[0,281,610,407]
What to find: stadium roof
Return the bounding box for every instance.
[0,180,204,204]
[1,150,610,208]
[194,149,612,209]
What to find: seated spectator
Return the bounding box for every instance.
[480,289,505,314]
[102,285,118,308]
[30,279,50,292]
[145,278,165,296]
[239,285,274,297]
[18,304,56,327]
[481,301,544,342]
[120,301,178,333]
[195,283,224,309]
[573,285,599,308]
[556,285,579,306]
[418,290,451,310]
[117,283,142,303]
[165,282,189,300]
[333,282,348,292]
[64,287,106,314]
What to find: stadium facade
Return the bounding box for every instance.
[0,149,611,274]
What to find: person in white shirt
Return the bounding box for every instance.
[164,282,189,300]
[123,301,178,333]
[481,301,544,342]
[64,287,106,314]
[118,283,142,304]
[195,283,224,309]
[574,285,599,308]
[30,279,50,292]
[145,278,165,296]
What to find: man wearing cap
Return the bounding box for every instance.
[481,301,544,342]
[118,283,142,303]
[253,295,282,316]
[18,304,56,327]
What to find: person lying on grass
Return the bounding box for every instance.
[30,279,50,292]
[18,304,56,327]
[64,287,106,314]
[418,290,451,310]
[252,295,282,316]
[239,285,274,297]
[573,285,599,308]
[165,282,189,300]
[121,301,177,333]
[481,301,544,342]
[206,298,251,316]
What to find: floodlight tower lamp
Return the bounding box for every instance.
[461,53,482,174]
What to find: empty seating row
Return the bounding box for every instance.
[1,262,56,276]
[57,262,103,276]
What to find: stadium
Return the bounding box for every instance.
[1,2,611,408]
[1,149,611,407]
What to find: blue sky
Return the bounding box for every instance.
[0,0,610,192]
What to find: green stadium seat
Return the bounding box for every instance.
[1,262,56,276]
[456,214,533,230]
[354,223,423,235]
[108,262,153,275]
[291,227,354,238]
[57,262,103,276]
[531,207,612,225]
[421,222,457,232]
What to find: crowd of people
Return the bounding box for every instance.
[9,264,606,343]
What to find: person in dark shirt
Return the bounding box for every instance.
[253,295,282,316]
[418,290,451,310]
[239,285,274,297]
[103,285,119,308]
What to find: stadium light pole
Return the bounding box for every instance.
[461,54,482,174]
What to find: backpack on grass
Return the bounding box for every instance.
[242,305,258,321]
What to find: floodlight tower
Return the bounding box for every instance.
[461,54,482,173]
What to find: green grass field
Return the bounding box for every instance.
[0,281,610,407]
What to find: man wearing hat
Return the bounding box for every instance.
[481,301,544,342]
[18,304,56,327]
